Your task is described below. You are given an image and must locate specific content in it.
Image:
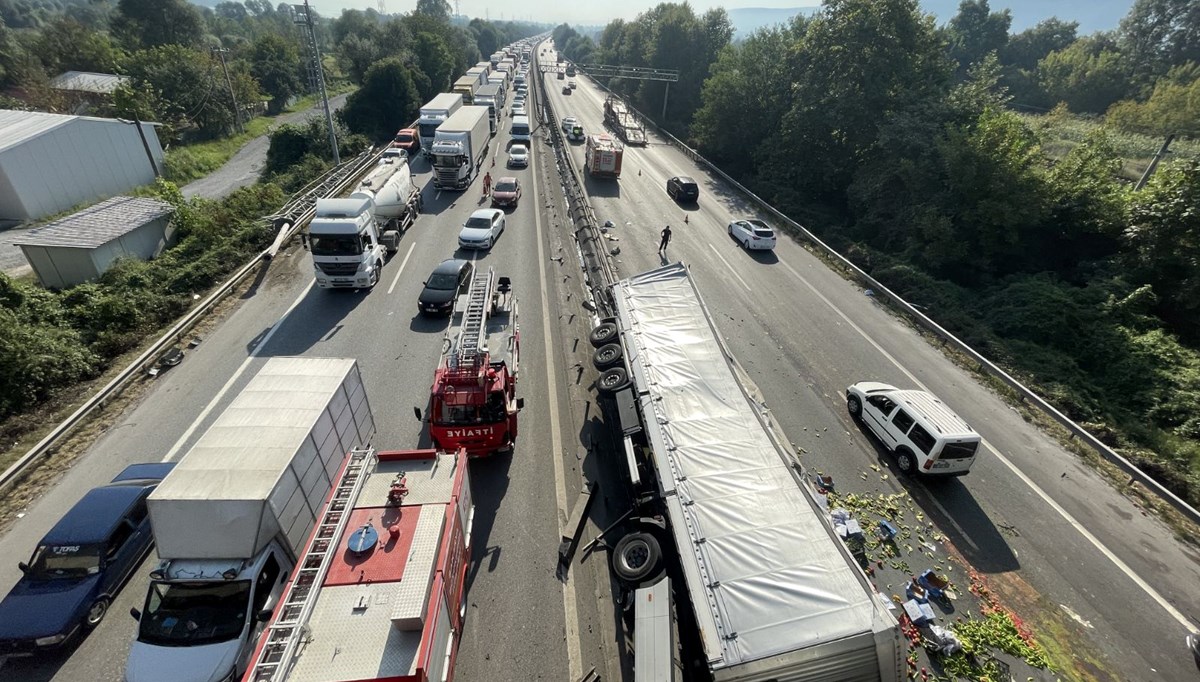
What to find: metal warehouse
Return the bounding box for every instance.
[0,109,163,223]
[14,195,175,289]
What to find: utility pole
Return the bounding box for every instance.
[130,115,161,178]
[210,47,244,133]
[1134,134,1175,191]
[294,0,340,164]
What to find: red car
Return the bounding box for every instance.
[491,176,522,208]
[392,127,420,154]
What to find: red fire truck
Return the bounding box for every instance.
[243,447,473,682]
[422,266,522,455]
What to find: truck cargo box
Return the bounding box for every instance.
[148,357,375,560]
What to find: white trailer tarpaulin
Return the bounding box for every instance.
[149,357,374,560]
[612,263,896,673]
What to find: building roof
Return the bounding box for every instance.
[13,196,174,249]
[0,109,160,155]
[49,71,130,95]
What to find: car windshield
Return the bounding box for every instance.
[465,216,493,228]
[28,544,102,580]
[511,124,530,136]
[427,272,459,289]
[137,580,251,647]
[495,180,517,192]
[310,235,362,256]
[395,132,413,143]
[511,147,527,156]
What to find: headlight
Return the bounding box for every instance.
[36,633,67,646]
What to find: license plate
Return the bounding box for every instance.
[334,278,352,283]
[932,461,950,469]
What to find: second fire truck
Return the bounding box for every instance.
[418,266,522,455]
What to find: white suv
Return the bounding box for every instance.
[846,382,980,476]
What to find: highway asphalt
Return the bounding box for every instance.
[3,45,1199,682]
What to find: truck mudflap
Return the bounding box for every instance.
[634,578,673,682]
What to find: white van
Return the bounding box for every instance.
[845,382,980,476]
[510,115,531,146]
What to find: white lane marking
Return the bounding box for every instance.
[161,279,315,462]
[386,242,416,295]
[706,242,752,292]
[532,139,583,678]
[925,495,980,552]
[777,258,1197,630]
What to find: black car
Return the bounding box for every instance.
[0,463,174,655]
[418,259,474,315]
[667,175,700,203]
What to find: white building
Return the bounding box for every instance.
[14,196,175,289]
[0,109,164,223]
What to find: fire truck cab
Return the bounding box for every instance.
[420,267,521,455]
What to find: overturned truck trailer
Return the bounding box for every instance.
[604,263,903,681]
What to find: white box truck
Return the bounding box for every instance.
[474,83,503,133]
[307,196,394,289]
[418,93,464,155]
[431,106,491,191]
[597,264,904,682]
[124,358,375,682]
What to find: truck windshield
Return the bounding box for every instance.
[28,544,101,580]
[434,154,463,168]
[418,122,439,140]
[310,234,363,256]
[137,580,252,647]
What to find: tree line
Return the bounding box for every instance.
[560,0,1200,502]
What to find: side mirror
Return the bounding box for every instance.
[516,398,525,410]
[256,609,273,623]
[130,607,141,621]
[413,406,423,422]
[17,562,29,574]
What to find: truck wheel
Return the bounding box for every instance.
[370,262,381,287]
[611,532,662,584]
[588,322,618,347]
[592,343,623,370]
[846,395,862,418]
[896,448,917,474]
[85,597,110,629]
[597,367,630,393]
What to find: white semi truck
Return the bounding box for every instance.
[597,263,904,682]
[124,357,376,682]
[432,106,491,191]
[417,93,464,155]
[307,196,395,289]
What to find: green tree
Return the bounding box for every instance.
[411,31,455,101]
[339,33,386,84]
[943,0,1011,78]
[1038,37,1131,113]
[112,0,205,49]
[997,17,1078,108]
[1118,0,1200,85]
[249,33,302,114]
[1124,160,1200,338]
[339,57,421,140]
[415,0,451,23]
[1105,64,1200,136]
[34,17,124,76]
[471,18,501,58]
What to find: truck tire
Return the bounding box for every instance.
[592,343,623,370]
[588,322,618,347]
[597,367,630,393]
[896,447,917,475]
[611,532,661,584]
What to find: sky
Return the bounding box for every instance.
[308,0,1130,33]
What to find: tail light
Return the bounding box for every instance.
[923,459,934,470]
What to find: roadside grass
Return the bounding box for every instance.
[163,86,357,185]
[1019,111,1200,181]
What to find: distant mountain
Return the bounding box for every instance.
[728,1,1135,39]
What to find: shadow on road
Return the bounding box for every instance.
[251,283,369,356]
[584,174,621,198]
[464,451,513,594]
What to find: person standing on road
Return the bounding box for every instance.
[659,225,672,253]
[483,171,492,195]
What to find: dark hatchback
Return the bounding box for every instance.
[667,175,700,203]
[418,259,474,315]
[0,462,174,655]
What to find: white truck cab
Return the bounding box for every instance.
[308,196,396,289]
[125,546,289,682]
[846,381,980,476]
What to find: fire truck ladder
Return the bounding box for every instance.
[455,267,495,368]
[247,447,374,682]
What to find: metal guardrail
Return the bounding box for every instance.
[0,145,387,494]
[581,77,1200,524]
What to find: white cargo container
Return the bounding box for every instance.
[125,357,375,682]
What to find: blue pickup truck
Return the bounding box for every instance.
[0,462,174,655]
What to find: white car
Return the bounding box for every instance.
[728,219,777,250]
[511,105,527,118]
[458,208,505,250]
[568,80,577,89]
[560,116,579,133]
[508,144,529,168]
